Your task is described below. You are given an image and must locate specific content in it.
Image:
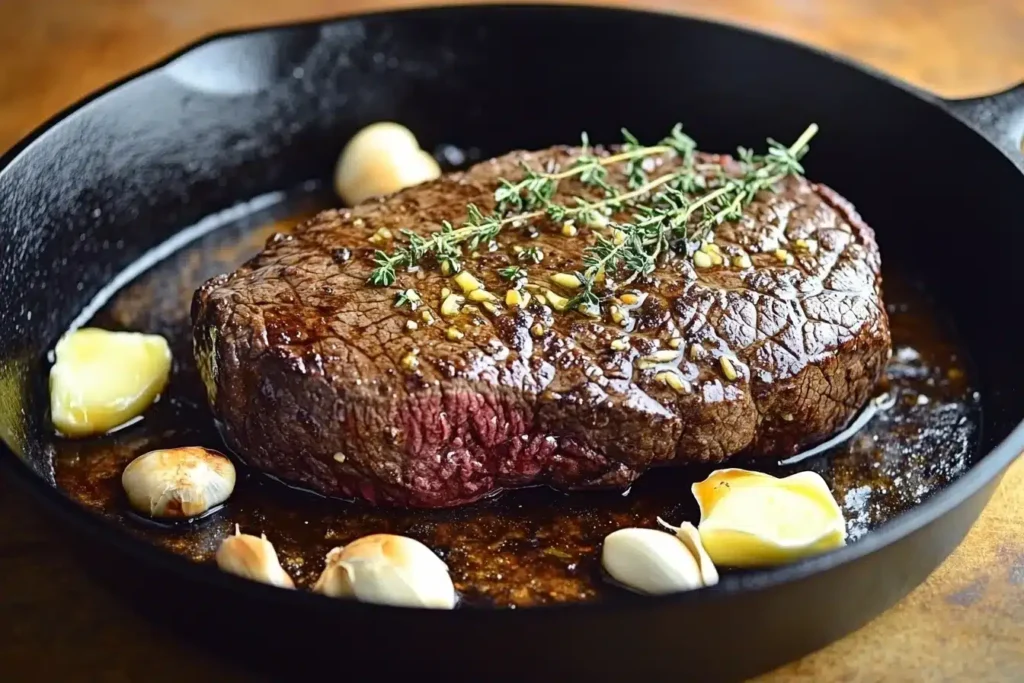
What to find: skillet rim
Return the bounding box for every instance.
[0,2,1022,619]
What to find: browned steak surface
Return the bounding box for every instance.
[192,145,891,508]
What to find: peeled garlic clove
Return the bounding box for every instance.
[601,528,704,595]
[658,518,719,587]
[49,327,172,438]
[121,447,235,519]
[692,468,847,568]
[334,122,441,205]
[312,533,455,609]
[312,547,351,598]
[215,526,294,589]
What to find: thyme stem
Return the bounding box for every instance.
[543,144,673,180]
[368,122,819,301]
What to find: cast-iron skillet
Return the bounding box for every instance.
[1,5,1023,681]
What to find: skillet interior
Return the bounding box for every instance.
[1,4,1022,679]
[48,181,981,607]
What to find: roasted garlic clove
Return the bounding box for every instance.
[601,528,708,595]
[121,447,236,519]
[334,122,441,205]
[215,526,294,588]
[692,468,847,567]
[49,327,172,438]
[312,533,456,609]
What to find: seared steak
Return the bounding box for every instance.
[192,145,891,508]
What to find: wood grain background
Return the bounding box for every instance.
[1,1,1022,681]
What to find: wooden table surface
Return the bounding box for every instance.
[1,1,1023,681]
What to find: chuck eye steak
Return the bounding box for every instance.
[192,144,891,508]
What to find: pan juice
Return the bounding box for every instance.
[50,185,980,606]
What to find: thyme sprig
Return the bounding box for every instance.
[369,121,818,312]
[369,206,500,286]
[368,126,696,286]
[571,124,819,308]
[493,127,690,214]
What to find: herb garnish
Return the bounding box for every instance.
[368,126,695,286]
[571,124,818,308]
[519,246,544,264]
[393,288,422,310]
[499,266,528,282]
[368,122,819,320]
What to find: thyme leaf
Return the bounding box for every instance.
[499,265,528,281]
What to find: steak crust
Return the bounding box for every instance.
[192,145,891,508]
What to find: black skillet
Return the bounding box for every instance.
[1,5,1023,681]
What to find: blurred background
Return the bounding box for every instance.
[0,1,1022,682]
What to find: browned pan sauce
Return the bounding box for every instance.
[50,185,980,608]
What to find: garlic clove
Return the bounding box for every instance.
[215,526,294,589]
[601,528,704,595]
[121,447,236,519]
[692,468,847,568]
[334,122,441,205]
[312,534,456,609]
[657,518,719,587]
[49,327,172,438]
[312,546,352,598]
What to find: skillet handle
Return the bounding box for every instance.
[943,82,1024,163]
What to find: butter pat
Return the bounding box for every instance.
[49,328,172,438]
[692,468,847,567]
